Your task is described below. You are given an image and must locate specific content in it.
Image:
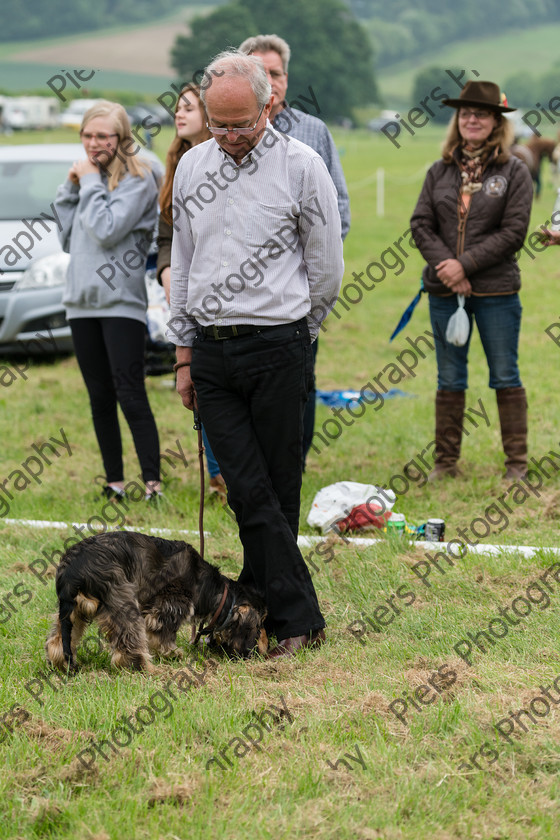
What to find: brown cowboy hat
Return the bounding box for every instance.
[442,80,515,113]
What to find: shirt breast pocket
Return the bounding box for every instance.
[245,203,295,250]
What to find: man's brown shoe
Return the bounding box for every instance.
[267,629,326,659]
[208,474,227,505]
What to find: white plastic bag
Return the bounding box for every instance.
[307,481,396,533]
[145,272,170,343]
[445,294,470,346]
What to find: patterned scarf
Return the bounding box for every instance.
[459,143,493,195]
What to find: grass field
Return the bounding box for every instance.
[2,124,560,839]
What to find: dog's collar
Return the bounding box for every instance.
[192,583,229,646]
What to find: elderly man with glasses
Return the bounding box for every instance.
[167,50,344,658]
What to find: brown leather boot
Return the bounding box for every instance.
[208,474,227,505]
[496,387,528,480]
[429,390,465,480]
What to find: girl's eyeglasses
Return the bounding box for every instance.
[80,132,119,142]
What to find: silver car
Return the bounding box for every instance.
[0,143,163,356]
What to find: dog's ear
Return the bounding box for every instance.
[256,627,268,655]
[233,582,267,615]
[230,602,267,623]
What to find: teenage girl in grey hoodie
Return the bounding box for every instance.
[55,100,162,502]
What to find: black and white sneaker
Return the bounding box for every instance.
[98,485,127,501]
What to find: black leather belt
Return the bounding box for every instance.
[200,324,268,340]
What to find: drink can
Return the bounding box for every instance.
[425,518,445,541]
[386,512,406,534]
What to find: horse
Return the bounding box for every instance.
[511,136,558,198]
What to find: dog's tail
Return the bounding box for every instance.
[59,597,75,668]
[47,590,100,671]
[45,592,76,672]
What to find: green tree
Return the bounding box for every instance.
[243,0,379,117]
[170,0,379,119]
[171,4,255,80]
[539,69,560,107]
[364,19,415,66]
[411,67,470,124]
[502,72,537,108]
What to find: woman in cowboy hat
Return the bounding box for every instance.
[410,80,534,480]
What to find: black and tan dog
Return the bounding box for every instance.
[45,531,268,672]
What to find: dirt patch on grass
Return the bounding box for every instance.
[404,657,476,703]
[543,491,560,519]
[29,797,66,832]
[57,755,100,784]
[9,561,30,573]
[147,775,199,806]
[356,690,394,716]
[20,715,94,750]
[12,764,50,795]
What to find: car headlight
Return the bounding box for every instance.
[18,253,70,289]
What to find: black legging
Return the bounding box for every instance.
[70,317,160,484]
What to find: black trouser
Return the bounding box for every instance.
[70,317,160,484]
[191,320,325,640]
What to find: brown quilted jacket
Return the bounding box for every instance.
[410,149,533,296]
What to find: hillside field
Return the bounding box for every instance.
[0,5,212,95]
[376,23,560,111]
[2,14,560,115]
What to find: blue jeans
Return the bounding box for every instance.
[202,426,220,478]
[429,293,523,391]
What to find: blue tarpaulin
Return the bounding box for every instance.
[316,388,415,408]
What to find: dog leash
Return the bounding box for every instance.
[192,582,229,646]
[191,401,232,647]
[193,405,205,559]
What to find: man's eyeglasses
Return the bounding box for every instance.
[80,132,119,142]
[458,109,494,120]
[206,103,266,136]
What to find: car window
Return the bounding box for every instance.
[0,160,72,220]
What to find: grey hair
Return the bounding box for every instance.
[199,50,272,109]
[238,34,291,73]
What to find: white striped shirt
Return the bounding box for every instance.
[167,122,344,347]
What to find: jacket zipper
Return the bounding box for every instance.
[456,194,470,257]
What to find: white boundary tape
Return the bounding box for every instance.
[3,518,559,559]
[298,534,560,558]
[3,518,209,538]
